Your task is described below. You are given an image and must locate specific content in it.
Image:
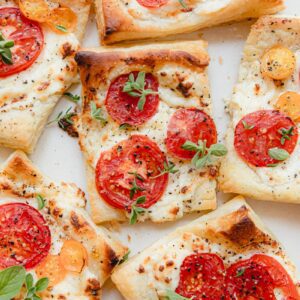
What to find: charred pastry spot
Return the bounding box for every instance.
[138,265,145,273]
[58,114,79,138]
[176,82,193,98]
[180,186,188,194]
[85,278,101,297]
[169,206,180,215]
[105,26,116,36]
[37,81,50,91]
[61,42,75,59]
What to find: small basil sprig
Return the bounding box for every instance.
[90,102,107,125]
[36,195,45,210]
[64,92,80,104]
[151,161,178,179]
[268,147,289,161]
[25,274,49,300]
[0,31,14,65]
[129,174,145,199]
[182,140,228,168]
[278,127,294,145]
[165,290,190,300]
[123,72,158,111]
[130,196,146,225]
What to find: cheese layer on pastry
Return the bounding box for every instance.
[219,16,300,203]
[111,196,300,300]
[95,0,284,44]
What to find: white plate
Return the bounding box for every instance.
[1,1,299,298]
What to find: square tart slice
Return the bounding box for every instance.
[219,16,300,203]
[0,151,127,299]
[111,196,300,300]
[75,40,222,224]
[0,0,90,153]
[95,0,284,44]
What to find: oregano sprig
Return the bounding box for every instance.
[123,72,158,111]
[129,173,145,199]
[47,107,75,129]
[90,102,107,125]
[64,92,80,104]
[182,140,228,169]
[151,161,179,179]
[25,273,49,300]
[129,196,146,225]
[278,126,294,145]
[0,31,14,65]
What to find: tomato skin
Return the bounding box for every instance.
[0,203,51,270]
[105,72,159,126]
[95,135,168,210]
[0,7,44,78]
[225,254,300,300]
[136,0,168,8]
[234,110,298,167]
[166,108,218,160]
[175,253,226,299]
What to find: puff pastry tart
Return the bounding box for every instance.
[219,16,300,203]
[75,41,226,224]
[95,0,284,44]
[0,151,127,299]
[0,0,90,153]
[112,196,300,300]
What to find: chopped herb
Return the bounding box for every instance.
[235,268,245,277]
[128,171,144,182]
[55,25,68,33]
[129,196,146,225]
[151,161,179,179]
[267,163,279,168]
[129,175,145,199]
[47,107,75,129]
[90,102,107,125]
[119,123,131,130]
[268,147,290,161]
[25,273,49,300]
[278,126,294,145]
[182,140,228,169]
[118,251,130,265]
[36,194,45,210]
[123,71,158,111]
[0,31,14,65]
[178,0,187,9]
[64,92,80,104]
[242,120,255,130]
[165,289,190,300]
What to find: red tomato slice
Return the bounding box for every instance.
[166,108,218,159]
[95,135,168,210]
[225,254,299,300]
[0,203,51,270]
[136,0,168,8]
[0,7,44,78]
[234,110,298,167]
[105,72,159,126]
[175,253,226,299]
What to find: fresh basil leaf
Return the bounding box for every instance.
[129,209,138,225]
[195,155,210,169]
[119,123,131,130]
[25,273,33,290]
[36,195,45,210]
[0,266,26,300]
[181,141,199,151]
[136,71,146,89]
[166,289,190,300]
[55,25,68,33]
[0,48,13,65]
[209,144,228,157]
[32,295,41,300]
[136,196,146,205]
[137,95,146,111]
[268,148,289,161]
[35,278,49,292]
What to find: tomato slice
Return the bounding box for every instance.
[0,7,44,78]
[136,0,168,8]
[105,72,159,126]
[0,203,51,270]
[234,110,298,167]
[166,108,217,159]
[175,253,226,299]
[225,254,299,300]
[95,135,168,210]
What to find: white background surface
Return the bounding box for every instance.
[1,1,300,299]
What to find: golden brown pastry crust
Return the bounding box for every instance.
[76,41,218,224]
[0,151,127,299]
[95,0,284,44]
[111,196,300,300]
[219,16,300,203]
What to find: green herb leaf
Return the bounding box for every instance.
[129,175,145,199]
[90,102,107,125]
[129,196,146,225]
[55,25,68,33]
[178,0,187,9]
[268,148,290,161]
[122,71,158,111]
[151,161,179,179]
[118,251,130,265]
[36,195,45,210]
[165,289,190,300]
[209,144,228,157]
[242,120,255,130]
[267,163,279,167]
[0,31,14,65]
[25,274,33,291]
[119,123,131,130]
[0,266,26,300]
[35,278,49,292]
[235,268,245,277]
[64,92,80,104]
[181,141,200,152]
[47,107,75,129]
[279,126,294,145]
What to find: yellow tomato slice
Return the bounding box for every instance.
[19,0,51,23]
[36,255,67,286]
[261,46,296,80]
[59,240,88,273]
[275,91,300,122]
[46,6,77,34]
